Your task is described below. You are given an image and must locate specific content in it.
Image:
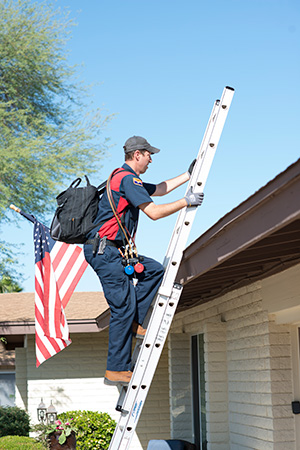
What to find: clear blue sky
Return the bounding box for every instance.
[4,0,300,292]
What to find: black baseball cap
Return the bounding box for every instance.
[123,136,160,154]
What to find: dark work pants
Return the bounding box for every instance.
[84,244,164,371]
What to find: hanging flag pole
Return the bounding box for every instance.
[9,204,88,367]
[10,204,36,223]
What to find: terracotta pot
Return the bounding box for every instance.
[48,430,76,450]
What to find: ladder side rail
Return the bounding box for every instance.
[118,291,170,412]
[165,87,234,261]
[189,87,234,193]
[115,291,170,413]
[115,292,171,412]
[118,287,182,449]
[159,87,234,297]
[157,205,198,297]
[190,87,234,194]
[163,86,234,268]
[162,100,220,268]
[109,293,174,449]
[129,286,182,396]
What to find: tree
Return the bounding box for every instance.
[0,241,23,292]
[0,0,111,280]
[0,0,110,220]
[0,275,23,293]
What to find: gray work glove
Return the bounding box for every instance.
[184,187,204,207]
[187,159,196,178]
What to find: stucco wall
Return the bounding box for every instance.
[170,264,300,450]
[15,329,170,450]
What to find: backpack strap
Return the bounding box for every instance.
[90,168,133,236]
[97,179,107,195]
[70,178,82,188]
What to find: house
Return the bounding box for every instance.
[0,292,170,450]
[1,158,300,449]
[169,158,300,449]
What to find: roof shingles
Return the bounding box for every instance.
[0,291,108,323]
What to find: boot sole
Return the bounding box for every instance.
[104,377,130,387]
[134,334,145,339]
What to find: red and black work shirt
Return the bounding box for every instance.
[90,164,156,242]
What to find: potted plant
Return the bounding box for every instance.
[47,419,77,449]
[32,419,77,450]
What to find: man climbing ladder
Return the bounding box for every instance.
[84,136,204,386]
[109,86,235,450]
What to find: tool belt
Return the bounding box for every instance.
[85,235,124,256]
[86,235,144,275]
[85,237,122,248]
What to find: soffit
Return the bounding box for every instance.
[177,159,300,312]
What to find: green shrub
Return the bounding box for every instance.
[58,410,116,450]
[30,423,49,449]
[0,435,44,449]
[0,406,30,437]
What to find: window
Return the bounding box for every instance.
[0,372,15,406]
[191,334,207,450]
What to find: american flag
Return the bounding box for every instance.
[34,220,88,367]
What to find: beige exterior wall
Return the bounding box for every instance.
[169,263,300,450]
[15,329,170,450]
[261,264,300,323]
[15,345,27,410]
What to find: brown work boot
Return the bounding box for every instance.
[132,321,147,339]
[104,370,132,386]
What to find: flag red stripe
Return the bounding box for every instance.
[41,252,51,337]
[41,252,64,340]
[57,246,82,292]
[47,335,65,353]
[54,289,63,338]
[62,258,88,308]
[35,304,45,332]
[35,332,52,362]
[35,311,62,354]
[52,243,68,271]
[35,264,44,306]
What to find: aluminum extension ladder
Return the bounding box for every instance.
[109,86,235,450]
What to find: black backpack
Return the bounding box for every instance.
[50,176,106,244]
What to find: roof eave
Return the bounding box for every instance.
[177,158,300,310]
[0,317,110,336]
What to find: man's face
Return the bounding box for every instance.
[137,150,153,174]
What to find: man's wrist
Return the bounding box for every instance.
[183,196,190,207]
[185,171,191,181]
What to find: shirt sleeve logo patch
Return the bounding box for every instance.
[133,177,143,187]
